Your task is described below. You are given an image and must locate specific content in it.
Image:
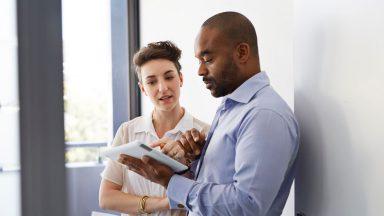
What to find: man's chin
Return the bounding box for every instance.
[209,89,222,98]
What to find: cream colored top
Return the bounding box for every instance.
[100,111,209,216]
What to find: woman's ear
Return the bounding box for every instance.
[179,72,184,87]
[138,82,147,96]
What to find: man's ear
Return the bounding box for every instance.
[138,82,147,96]
[235,43,251,63]
[179,72,184,87]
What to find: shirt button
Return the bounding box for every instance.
[177,204,185,208]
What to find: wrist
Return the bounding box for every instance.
[146,197,169,212]
[162,174,173,189]
[137,195,150,214]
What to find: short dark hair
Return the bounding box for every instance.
[202,11,259,56]
[133,41,182,82]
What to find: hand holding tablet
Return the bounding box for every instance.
[100,140,188,173]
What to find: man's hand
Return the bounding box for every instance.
[151,128,206,163]
[178,129,206,161]
[118,154,174,188]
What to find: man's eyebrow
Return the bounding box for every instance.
[199,50,211,57]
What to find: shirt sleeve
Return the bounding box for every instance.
[100,124,126,185]
[167,109,295,215]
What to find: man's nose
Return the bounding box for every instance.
[198,63,208,76]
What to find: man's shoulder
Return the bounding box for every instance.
[245,87,296,125]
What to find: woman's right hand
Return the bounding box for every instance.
[151,137,188,165]
[151,128,206,163]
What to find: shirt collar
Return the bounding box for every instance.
[223,71,270,105]
[133,109,198,135]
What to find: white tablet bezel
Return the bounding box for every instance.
[101,140,188,173]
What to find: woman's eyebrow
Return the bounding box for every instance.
[144,75,156,80]
[164,70,174,75]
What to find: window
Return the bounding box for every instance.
[62,0,113,163]
[0,0,21,215]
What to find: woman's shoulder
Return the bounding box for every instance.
[118,115,147,130]
[190,115,211,135]
[112,116,147,146]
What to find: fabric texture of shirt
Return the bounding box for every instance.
[166,71,300,216]
[100,110,210,216]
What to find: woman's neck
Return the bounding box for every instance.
[152,104,185,138]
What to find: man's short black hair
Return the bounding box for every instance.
[202,11,259,56]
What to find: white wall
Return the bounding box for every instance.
[294,0,384,215]
[0,0,21,215]
[140,0,295,215]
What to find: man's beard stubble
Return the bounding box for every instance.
[211,58,239,98]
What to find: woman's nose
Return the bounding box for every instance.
[158,80,168,92]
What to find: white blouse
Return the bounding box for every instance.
[100,111,209,216]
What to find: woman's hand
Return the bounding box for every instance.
[150,137,188,165]
[151,128,206,163]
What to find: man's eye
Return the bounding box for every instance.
[147,81,156,85]
[204,59,212,63]
[165,76,174,80]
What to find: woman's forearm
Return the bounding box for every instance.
[100,189,168,214]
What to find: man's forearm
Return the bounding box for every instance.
[166,175,271,215]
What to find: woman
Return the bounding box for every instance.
[99,41,209,215]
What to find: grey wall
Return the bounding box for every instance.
[294,0,384,215]
[66,164,117,216]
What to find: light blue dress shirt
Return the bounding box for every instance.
[166,71,299,216]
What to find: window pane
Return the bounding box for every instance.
[62,0,113,146]
[0,0,21,215]
[65,147,101,163]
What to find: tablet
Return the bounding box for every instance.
[100,140,188,173]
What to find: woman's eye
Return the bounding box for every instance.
[165,76,174,80]
[147,81,156,85]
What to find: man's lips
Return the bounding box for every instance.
[203,78,214,89]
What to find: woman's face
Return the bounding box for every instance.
[139,59,183,111]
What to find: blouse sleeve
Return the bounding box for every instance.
[100,123,126,185]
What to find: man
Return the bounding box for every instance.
[119,11,299,215]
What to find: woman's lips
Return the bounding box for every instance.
[159,95,173,103]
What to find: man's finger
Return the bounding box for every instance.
[141,156,164,175]
[179,135,193,154]
[142,155,160,166]
[185,131,200,155]
[190,128,201,142]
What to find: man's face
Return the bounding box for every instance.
[194,27,239,97]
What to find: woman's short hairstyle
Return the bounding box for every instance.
[133,41,182,82]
